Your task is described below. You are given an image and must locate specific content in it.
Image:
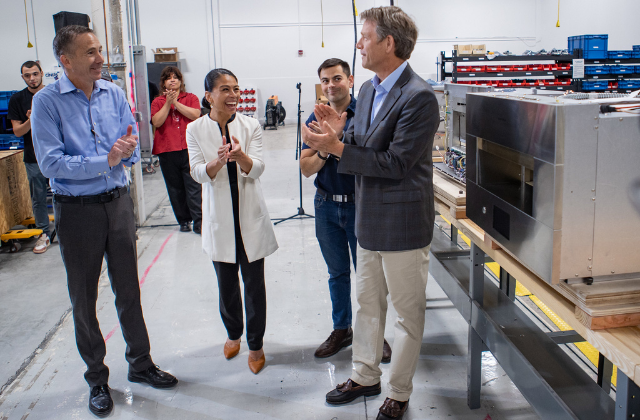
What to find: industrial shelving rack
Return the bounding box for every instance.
[440,50,580,91]
[582,56,640,94]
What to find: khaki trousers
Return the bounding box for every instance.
[351,242,431,401]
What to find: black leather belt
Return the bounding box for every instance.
[54,186,128,205]
[317,187,355,203]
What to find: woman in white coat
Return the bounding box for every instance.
[186,69,278,374]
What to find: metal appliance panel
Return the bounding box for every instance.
[591,116,640,277]
[467,94,557,164]
[556,105,599,280]
[466,181,556,282]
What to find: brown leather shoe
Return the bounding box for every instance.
[314,328,353,358]
[223,340,240,359]
[381,339,392,364]
[326,379,381,405]
[248,353,265,374]
[376,398,408,420]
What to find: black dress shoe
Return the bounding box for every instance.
[179,222,191,232]
[315,328,353,358]
[128,365,178,389]
[193,223,201,235]
[381,339,392,364]
[376,398,408,420]
[89,385,113,417]
[326,379,381,405]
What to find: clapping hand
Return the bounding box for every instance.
[227,136,245,162]
[218,142,230,165]
[165,89,179,105]
[314,104,347,135]
[108,125,138,167]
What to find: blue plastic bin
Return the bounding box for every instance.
[608,50,633,59]
[584,65,609,75]
[609,65,635,74]
[618,80,640,90]
[0,91,19,112]
[633,51,640,59]
[568,34,608,59]
[581,81,608,91]
[633,45,640,52]
[636,66,640,74]
[0,134,24,150]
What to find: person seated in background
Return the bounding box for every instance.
[300,58,392,363]
[8,60,51,254]
[150,66,202,233]
[186,68,278,374]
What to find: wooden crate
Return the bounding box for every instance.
[0,150,32,234]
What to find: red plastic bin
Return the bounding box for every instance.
[457,66,472,72]
[556,78,572,85]
[511,65,527,71]
[543,64,558,71]
[527,64,544,71]
[485,65,502,72]
[496,80,513,87]
[557,63,572,70]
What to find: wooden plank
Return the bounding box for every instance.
[434,192,467,220]
[433,171,466,206]
[484,232,501,250]
[576,307,640,330]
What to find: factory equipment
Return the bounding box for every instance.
[435,83,493,183]
[466,90,640,284]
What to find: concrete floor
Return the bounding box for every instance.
[0,124,539,419]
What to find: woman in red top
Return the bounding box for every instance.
[151,66,203,233]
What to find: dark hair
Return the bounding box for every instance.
[52,25,95,63]
[317,58,351,78]
[159,66,185,93]
[204,68,238,92]
[360,6,418,60]
[21,60,42,74]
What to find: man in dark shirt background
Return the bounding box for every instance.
[300,58,391,362]
[8,61,51,254]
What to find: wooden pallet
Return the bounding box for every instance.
[433,171,466,219]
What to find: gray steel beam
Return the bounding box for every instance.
[615,370,640,419]
[597,353,613,395]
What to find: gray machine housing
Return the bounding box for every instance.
[465,91,640,284]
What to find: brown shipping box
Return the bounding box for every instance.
[152,47,179,62]
[0,151,32,234]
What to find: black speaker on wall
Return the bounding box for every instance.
[53,11,91,34]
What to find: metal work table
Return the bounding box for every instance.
[428,223,639,418]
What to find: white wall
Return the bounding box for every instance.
[2,0,639,121]
[0,0,92,91]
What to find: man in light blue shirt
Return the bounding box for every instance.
[31,25,177,417]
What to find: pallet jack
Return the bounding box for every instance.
[1,214,55,253]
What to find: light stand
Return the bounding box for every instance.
[272,83,314,225]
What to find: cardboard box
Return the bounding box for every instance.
[472,44,487,55]
[454,44,486,56]
[0,150,32,234]
[152,47,179,63]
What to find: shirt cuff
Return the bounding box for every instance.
[94,155,111,174]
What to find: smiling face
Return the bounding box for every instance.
[356,19,389,72]
[319,65,353,106]
[21,66,43,90]
[59,32,104,86]
[205,74,241,119]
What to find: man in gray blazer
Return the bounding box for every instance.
[302,6,438,420]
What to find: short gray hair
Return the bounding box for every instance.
[360,6,418,60]
[53,25,94,63]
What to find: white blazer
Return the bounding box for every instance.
[186,114,278,263]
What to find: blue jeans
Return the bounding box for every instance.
[24,162,50,237]
[314,193,357,330]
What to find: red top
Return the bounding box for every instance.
[150,92,200,154]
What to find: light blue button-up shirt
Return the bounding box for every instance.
[31,72,140,196]
[370,61,408,125]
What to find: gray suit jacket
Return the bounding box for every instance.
[338,63,439,252]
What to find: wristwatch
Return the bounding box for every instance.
[317,151,328,161]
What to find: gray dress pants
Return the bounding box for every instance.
[54,191,154,387]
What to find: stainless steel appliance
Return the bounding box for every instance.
[466,91,640,284]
